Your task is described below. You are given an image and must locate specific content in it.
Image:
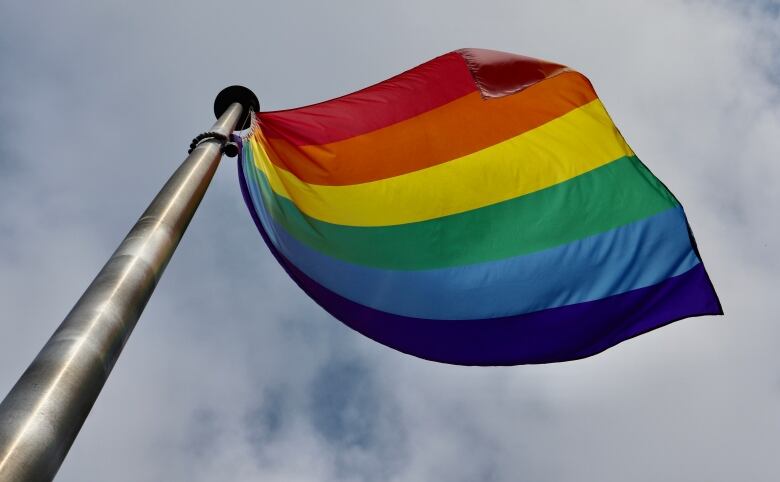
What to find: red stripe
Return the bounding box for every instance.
[258,49,571,147]
[258,52,476,146]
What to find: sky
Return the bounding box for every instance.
[1,0,779,480]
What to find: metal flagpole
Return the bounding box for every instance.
[0,86,259,482]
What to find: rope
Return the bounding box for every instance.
[188,131,228,154]
[241,107,259,141]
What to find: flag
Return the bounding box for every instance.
[236,48,722,365]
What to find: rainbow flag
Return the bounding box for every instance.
[237,48,722,365]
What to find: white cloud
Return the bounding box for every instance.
[0,0,778,480]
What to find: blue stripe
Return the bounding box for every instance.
[243,154,700,320]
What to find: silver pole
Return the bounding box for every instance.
[0,86,258,481]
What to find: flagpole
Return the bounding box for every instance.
[0,86,259,482]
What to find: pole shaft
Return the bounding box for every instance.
[0,102,244,481]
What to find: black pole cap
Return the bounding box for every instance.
[214,85,260,130]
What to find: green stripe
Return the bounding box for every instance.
[246,155,678,270]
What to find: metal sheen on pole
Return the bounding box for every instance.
[0,86,259,482]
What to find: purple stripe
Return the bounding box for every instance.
[237,151,722,366]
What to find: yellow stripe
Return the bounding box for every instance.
[250,99,633,227]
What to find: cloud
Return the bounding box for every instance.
[0,0,779,481]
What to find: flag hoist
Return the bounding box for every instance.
[0,86,259,482]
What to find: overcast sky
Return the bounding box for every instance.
[1,0,779,480]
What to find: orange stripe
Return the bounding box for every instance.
[261,71,598,186]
